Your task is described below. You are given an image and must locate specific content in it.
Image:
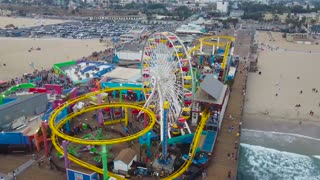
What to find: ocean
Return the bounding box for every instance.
[237,129,320,180]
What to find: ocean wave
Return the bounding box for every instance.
[314,155,320,160]
[238,143,320,180]
[242,129,320,142]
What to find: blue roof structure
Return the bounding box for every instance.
[202,131,217,153]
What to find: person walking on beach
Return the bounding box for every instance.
[202,171,207,179]
[12,170,16,180]
[227,170,232,180]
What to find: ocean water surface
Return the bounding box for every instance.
[237,129,320,180]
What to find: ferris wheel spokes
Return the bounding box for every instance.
[141,32,193,142]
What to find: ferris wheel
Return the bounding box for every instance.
[141,32,193,140]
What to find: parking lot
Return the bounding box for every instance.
[0,19,176,39]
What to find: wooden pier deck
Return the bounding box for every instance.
[205,29,252,180]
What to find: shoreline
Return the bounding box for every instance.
[242,113,320,140]
[240,126,320,156]
[243,31,320,141]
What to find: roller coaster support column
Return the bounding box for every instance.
[41,121,49,156]
[161,101,169,164]
[147,131,151,158]
[65,121,71,133]
[144,113,147,128]
[62,140,70,168]
[211,46,215,65]
[124,107,128,126]
[119,90,123,102]
[199,41,203,65]
[192,46,195,56]
[222,42,231,83]
[102,144,109,180]
[97,94,104,126]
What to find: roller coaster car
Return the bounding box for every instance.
[168,35,176,40]
[182,66,189,72]
[142,70,150,78]
[113,108,122,117]
[176,121,185,128]
[160,39,167,43]
[132,109,140,115]
[146,104,155,110]
[184,101,192,106]
[184,92,192,98]
[143,57,150,61]
[171,126,181,135]
[182,108,191,119]
[144,52,151,56]
[177,52,183,57]
[142,73,150,78]
[143,81,150,86]
[184,76,192,88]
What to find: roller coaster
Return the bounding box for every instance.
[49,33,235,180]
[49,87,209,179]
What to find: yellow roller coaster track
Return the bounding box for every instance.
[165,107,210,179]
[188,36,235,55]
[49,78,211,180]
[198,35,235,45]
[51,103,156,180]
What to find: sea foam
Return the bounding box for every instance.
[238,143,320,180]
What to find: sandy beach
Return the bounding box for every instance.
[243,31,320,139]
[0,16,70,29]
[0,37,111,80]
[257,31,320,53]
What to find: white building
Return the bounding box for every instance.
[230,10,244,18]
[116,50,142,61]
[116,41,144,61]
[63,62,115,84]
[120,27,146,42]
[193,17,213,25]
[0,9,12,16]
[176,23,206,34]
[113,148,137,172]
[217,0,229,14]
[296,12,319,21]
[118,0,134,6]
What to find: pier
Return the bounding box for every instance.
[205,29,252,180]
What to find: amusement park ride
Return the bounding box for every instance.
[48,32,235,180]
[140,32,194,165]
